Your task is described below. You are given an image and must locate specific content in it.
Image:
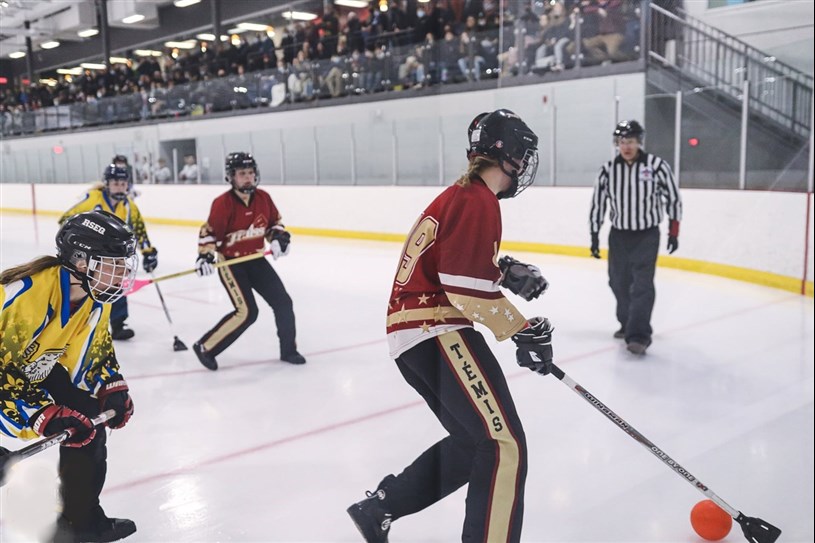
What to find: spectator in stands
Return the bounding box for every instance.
[398,47,426,89]
[457,32,486,81]
[582,0,629,64]
[178,154,199,183]
[154,158,172,184]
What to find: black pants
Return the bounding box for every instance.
[608,227,660,343]
[199,257,297,358]
[40,364,107,531]
[110,296,128,328]
[386,328,527,542]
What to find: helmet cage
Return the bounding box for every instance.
[497,147,539,199]
[84,253,138,303]
[104,165,132,202]
[225,153,260,194]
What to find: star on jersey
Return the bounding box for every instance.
[420,321,431,333]
[417,293,430,305]
[433,305,447,323]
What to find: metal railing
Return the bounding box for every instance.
[648,2,812,138]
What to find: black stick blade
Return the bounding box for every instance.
[736,514,781,543]
[173,337,189,351]
[1,446,16,486]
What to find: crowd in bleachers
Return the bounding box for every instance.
[0,0,642,135]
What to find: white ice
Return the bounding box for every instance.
[1,212,812,543]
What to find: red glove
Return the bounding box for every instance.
[30,405,96,447]
[97,377,134,429]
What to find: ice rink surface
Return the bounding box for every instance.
[1,211,812,542]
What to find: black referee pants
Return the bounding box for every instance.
[608,226,660,344]
[40,364,108,531]
[385,328,527,542]
[199,257,297,358]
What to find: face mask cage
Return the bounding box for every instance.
[86,254,138,303]
[498,147,539,199]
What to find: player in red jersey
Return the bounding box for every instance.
[347,109,555,542]
[192,152,305,370]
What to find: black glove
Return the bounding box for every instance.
[266,225,291,260]
[511,317,554,375]
[667,236,679,254]
[590,232,600,259]
[97,377,134,429]
[142,247,158,273]
[30,404,96,447]
[498,256,548,301]
[195,252,216,277]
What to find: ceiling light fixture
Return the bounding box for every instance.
[122,14,145,24]
[173,0,201,7]
[9,51,26,59]
[41,41,61,49]
[334,0,369,7]
[282,11,317,21]
[77,28,99,38]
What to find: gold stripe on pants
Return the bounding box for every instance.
[437,331,521,542]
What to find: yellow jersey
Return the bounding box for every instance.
[59,187,153,252]
[0,265,121,440]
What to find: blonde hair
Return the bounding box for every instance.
[0,256,61,285]
[455,156,499,187]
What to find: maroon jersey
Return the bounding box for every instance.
[198,189,282,259]
[387,178,526,358]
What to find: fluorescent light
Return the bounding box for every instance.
[122,14,145,24]
[226,27,249,34]
[110,56,129,64]
[57,67,84,75]
[77,28,99,38]
[9,51,26,59]
[237,22,270,32]
[173,0,201,6]
[335,0,369,7]
[134,49,162,57]
[80,62,107,69]
[197,33,229,41]
[39,78,58,87]
[164,40,197,49]
[41,41,61,49]
[283,11,317,21]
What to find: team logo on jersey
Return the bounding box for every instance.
[225,215,269,247]
[23,347,67,383]
[640,167,654,182]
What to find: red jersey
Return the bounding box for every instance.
[198,188,282,259]
[387,178,526,358]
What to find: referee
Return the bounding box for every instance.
[589,120,682,355]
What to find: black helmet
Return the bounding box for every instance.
[468,109,539,199]
[225,152,260,194]
[103,164,132,201]
[56,210,138,303]
[613,120,644,142]
[112,154,129,165]
[465,111,490,159]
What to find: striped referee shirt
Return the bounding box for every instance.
[589,150,682,233]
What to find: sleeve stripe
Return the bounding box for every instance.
[439,272,501,293]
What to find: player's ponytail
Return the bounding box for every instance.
[456,155,499,188]
[0,256,61,285]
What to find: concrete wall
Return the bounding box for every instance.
[1,182,812,294]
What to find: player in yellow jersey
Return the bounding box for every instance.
[59,165,158,340]
[0,210,138,542]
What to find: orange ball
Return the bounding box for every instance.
[690,499,733,541]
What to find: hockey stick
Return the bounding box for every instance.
[544,362,781,543]
[0,409,116,486]
[127,249,272,296]
[151,275,188,351]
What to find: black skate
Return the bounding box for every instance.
[53,513,137,542]
[347,489,392,543]
[193,342,218,370]
[281,351,306,365]
[111,323,135,341]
